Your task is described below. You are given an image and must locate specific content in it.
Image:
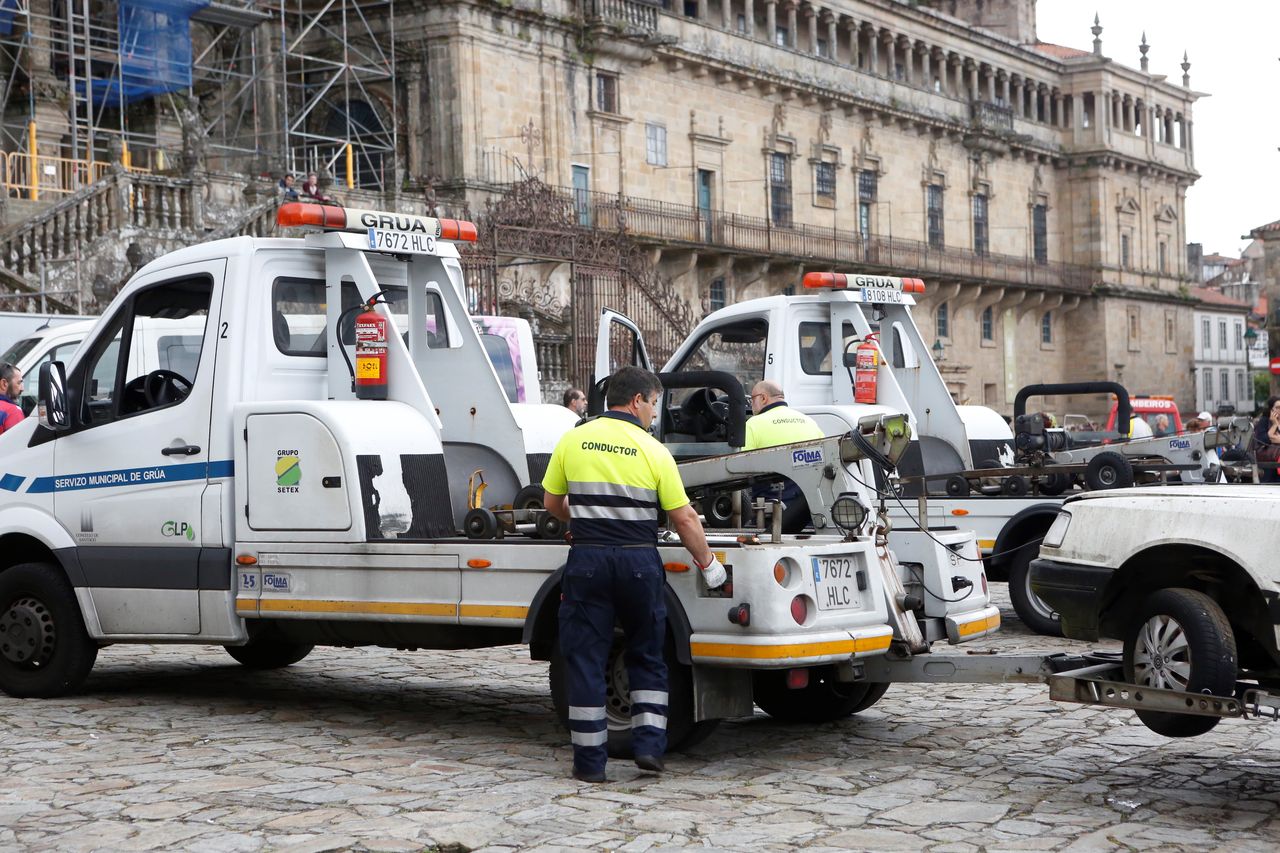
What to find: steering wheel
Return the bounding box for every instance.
[681,388,730,441]
[143,369,193,408]
[700,388,731,426]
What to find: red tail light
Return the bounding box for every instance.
[790,595,807,625]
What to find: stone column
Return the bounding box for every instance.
[826,15,838,61]
[985,66,995,102]
[765,0,776,43]
[1053,92,1063,127]
[403,60,424,179]
[745,0,755,36]
[786,1,798,46]
[968,61,979,100]
[1012,77,1023,116]
[998,71,1009,105]
[1186,119,1194,153]
[807,8,818,54]
[868,28,879,74]
[901,39,912,84]
[698,0,708,20]
[921,46,932,88]
[722,0,732,29]
[938,52,949,93]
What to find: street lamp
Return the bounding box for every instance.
[932,338,945,362]
[1244,327,1259,346]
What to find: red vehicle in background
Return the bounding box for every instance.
[1105,395,1183,436]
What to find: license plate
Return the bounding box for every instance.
[812,555,861,610]
[368,228,434,254]
[859,287,905,303]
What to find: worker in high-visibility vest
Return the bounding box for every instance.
[543,366,725,783]
[745,380,824,533]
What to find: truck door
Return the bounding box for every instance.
[590,309,653,414]
[47,263,225,635]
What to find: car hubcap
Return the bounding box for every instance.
[1133,614,1192,690]
[0,596,56,668]
[1100,467,1117,486]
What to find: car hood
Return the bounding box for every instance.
[1064,484,1280,505]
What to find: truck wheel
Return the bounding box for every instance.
[945,475,971,497]
[512,484,544,511]
[702,492,736,528]
[1085,452,1134,490]
[753,666,887,722]
[1038,472,1071,496]
[1001,475,1029,497]
[535,512,563,540]
[224,639,314,669]
[1007,546,1063,637]
[1123,588,1237,738]
[463,507,499,539]
[549,629,718,758]
[0,562,98,698]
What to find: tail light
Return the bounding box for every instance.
[790,595,808,625]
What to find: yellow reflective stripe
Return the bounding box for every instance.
[256,599,457,617]
[691,633,891,660]
[977,539,996,550]
[956,612,1001,636]
[459,604,528,620]
[235,597,257,613]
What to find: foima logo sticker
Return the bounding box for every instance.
[276,450,301,493]
[792,448,824,467]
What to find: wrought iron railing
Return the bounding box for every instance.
[553,184,1096,292]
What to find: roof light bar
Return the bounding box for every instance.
[802,272,926,293]
[276,202,478,242]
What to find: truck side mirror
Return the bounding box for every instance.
[842,350,858,368]
[38,361,70,431]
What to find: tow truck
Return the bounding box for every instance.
[0,202,999,757]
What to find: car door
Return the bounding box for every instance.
[45,262,225,635]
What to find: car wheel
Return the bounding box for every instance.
[1123,588,1237,738]
[945,475,971,497]
[1007,545,1062,637]
[0,562,98,698]
[549,629,717,758]
[1085,451,1134,490]
[753,666,887,722]
[1002,475,1030,497]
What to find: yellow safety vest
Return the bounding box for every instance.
[744,402,824,451]
[543,412,689,544]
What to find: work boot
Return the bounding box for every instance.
[634,754,664,773]
[572,766,606,783]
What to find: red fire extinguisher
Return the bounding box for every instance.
[354,298,388,400]
[854,337,879,404]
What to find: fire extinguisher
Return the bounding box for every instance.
[853,336,879,404]
[353,297,388,400]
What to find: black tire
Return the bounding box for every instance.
[535,511,564,540]
[1085,451,1134,490]
[224,639,314,669]
[463,507,499,539]
[0,562,98,698]
[1007,544,1063,637]
[702,491,736,529]
[513,484,544,511]
[1038,472,1071,496]
[1122,588,1237,738]
[549,628,718,758]
[753,666,886,723]
[945,474,971,497]
[1002,475,1030,497]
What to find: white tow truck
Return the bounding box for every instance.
[0,202,999,755]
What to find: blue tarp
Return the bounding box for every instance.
[81,0,210,107]
[0,0,20,37]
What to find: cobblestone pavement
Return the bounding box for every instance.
[3,588,1279,852]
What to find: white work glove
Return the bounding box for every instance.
[697,555,727,589]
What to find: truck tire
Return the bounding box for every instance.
[1084,452,1134,490]
[1037,472,1071,496]
[1122,588,1237,738]
[224,639,314,669]
[753,666,888,722]
[945,475,971,497]
[549,629,718,758]
[1007,546,1062,637]
[1001,475,1029,497]
[512,484,544,511]
[0,562,98,698]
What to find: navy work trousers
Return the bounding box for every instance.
[558,544,668,776]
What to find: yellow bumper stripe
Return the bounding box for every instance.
[956,612,1001,636]
[459,604,529,620]
[977,539,996,551]
[691,633,891,661]
[254,599,458,617]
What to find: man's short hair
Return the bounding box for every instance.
[0,362,16,385]
[563,388,584,407]
[606,366,662,408]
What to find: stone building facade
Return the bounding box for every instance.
[402,0,1202,416]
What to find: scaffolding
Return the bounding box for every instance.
[0,0,398,198]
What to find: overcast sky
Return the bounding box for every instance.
[1035,1,1278,258]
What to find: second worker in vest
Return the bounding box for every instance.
[542,366,726,783]
[745,380,825,534]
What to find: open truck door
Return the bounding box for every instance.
[589,309,653,414]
